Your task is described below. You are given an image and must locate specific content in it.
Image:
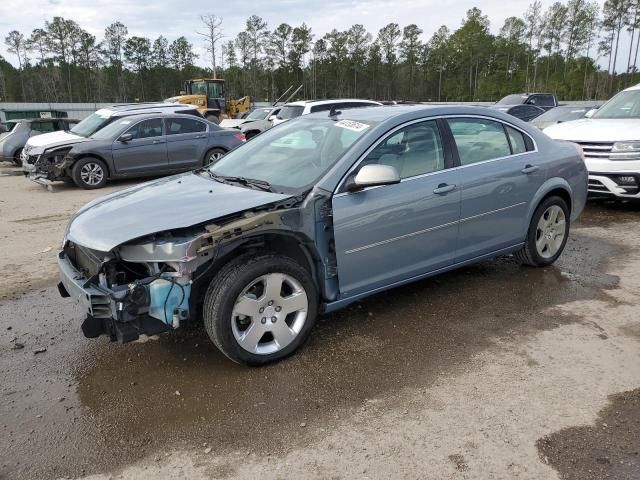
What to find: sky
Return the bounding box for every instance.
[1,0,630,74]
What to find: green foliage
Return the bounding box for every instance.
[2,4,640,104]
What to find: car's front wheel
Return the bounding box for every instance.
[203,253,318,365]
[515,195,570,267]
[72,158,108,189]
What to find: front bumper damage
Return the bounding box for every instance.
[58,198,311,343]
[22,148,72,190]
[57,251,177,342]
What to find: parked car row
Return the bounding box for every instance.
[13,103,244,189]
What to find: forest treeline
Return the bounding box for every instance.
[2,0,640,104]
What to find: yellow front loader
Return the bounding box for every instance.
[165,79,250,123]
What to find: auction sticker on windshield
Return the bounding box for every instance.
[335,120,370,132]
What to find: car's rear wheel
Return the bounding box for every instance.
[12,148,23,166]
[515,195,570,267]
[72,158,108,189]
[204,148,226,166]
[203,253,318,366]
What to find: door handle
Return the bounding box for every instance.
[521,164,539,174]
[433,183,456,195]
[152,139,165,144]
[195,134,207,139]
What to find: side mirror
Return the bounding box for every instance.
[585,109,596,118]
[179,90,186,95]
[268,115,277,122]
[119,133,133,143]
[348,164,401,192]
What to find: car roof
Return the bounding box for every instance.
[624,83,640,91]
[283,99,382,107]
[107,112,208,121]
[305,104,542,123]
[106,103,198,116]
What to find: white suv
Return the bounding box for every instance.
[544,84,640,198]
[271,99,381,126]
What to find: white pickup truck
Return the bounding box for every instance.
[544,84,640,199]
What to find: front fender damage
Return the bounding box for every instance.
[69,191,335,343]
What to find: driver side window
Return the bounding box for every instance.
[361,120,445,179]
[124,119,163,140]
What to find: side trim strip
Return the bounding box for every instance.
[344,202,526,255]
[459,202,526,223]
[344,219,459,254]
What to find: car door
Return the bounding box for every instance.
[111,117,168,174]
[164,117,209,169]
[446,116,545,262]
[332,119,461,298]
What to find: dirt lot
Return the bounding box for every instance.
[0,164,140,301]
[0,161,639,480]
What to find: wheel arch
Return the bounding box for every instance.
[523,178,573,239]
[190,231,324,315]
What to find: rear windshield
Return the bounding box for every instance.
[496,94,527,105]
[277,106,304,120]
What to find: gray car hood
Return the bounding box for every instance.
[67,172,294,251]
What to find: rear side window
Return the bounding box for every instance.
[32,121,55,132]
[125,119,163,139]
[310,104,334,113]
[505,126,527,154]
[277,106,304,119]
[165,118,207,135]
[529,95,555,107]
[448,118,511,165]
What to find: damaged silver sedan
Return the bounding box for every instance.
[58,105,587,365]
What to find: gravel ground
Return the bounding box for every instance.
[0,162,639,480]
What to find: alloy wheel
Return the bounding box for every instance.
[80,162,105,186]
[231,273,308,355]
[535,205,566,259]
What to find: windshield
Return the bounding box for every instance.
[70,110,112,137]
[90,117,137,140]
[208,117,377,191]
[535,106,590,122]
[277,105,304,120]
[593,90,640,119]
[246,108,272,120]
[496,94,527,105]
[190,82,207,95]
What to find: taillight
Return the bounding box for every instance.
[234,132,246,142]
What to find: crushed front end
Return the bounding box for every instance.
[58,229,213,343]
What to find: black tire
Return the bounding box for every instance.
[71,157,108,189]
[12,148,23,166]
[244,130,259,141]
[515,195,570,267]
[205,113,220,124]
[203,253,318,366]
[203,147,226,166]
